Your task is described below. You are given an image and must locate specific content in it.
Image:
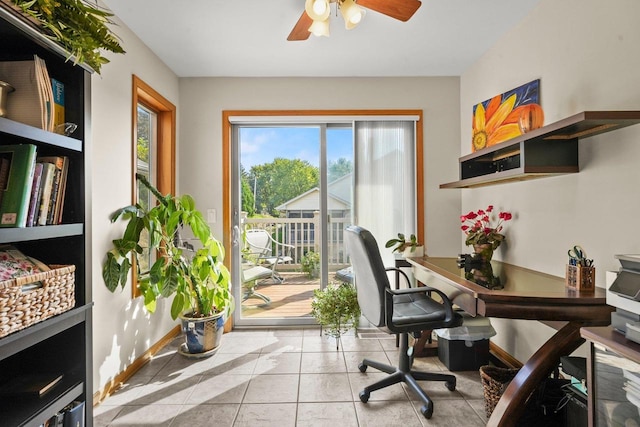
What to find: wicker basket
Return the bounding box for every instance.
[0,264,75,338]
[479,365,520,419]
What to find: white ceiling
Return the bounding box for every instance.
[101,0,541,78]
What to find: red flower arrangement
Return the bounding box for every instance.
[460,205,513,249]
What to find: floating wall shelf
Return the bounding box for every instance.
[440,111,640,189]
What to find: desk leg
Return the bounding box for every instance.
[487,321,584,427]
[413,330,438,357]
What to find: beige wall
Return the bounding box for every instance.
[460,0,640,361]
[91,33,461,393]
[91,11,179,393]
[178,77,462,256]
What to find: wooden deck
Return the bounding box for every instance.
[241,271,335,318]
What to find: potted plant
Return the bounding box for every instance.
[301,250,320,278]
[460,205,513,262]
[385,233,424,257]
[102,174,233,357]
[7,0,125,74]
[311,282,360,350]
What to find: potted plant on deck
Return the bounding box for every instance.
[301,250,321,278]
[102,174,233,357]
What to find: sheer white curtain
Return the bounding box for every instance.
[354,120,416,268]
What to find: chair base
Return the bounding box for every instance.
[357,333,456,419]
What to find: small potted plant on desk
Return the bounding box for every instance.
[385,233,424,258]
[102,174,233,357]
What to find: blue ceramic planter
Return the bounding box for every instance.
[180,312,224,355]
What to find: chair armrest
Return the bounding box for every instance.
[385,267,412,289]
[265,233,294,250]
[384,286,458,326]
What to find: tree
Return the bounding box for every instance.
[328,157,353,182]
[240,167,255,216]
[249,158,319,216]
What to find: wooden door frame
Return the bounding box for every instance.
[222,110,424,327]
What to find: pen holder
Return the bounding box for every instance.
[566,264,595,292]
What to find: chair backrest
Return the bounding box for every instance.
[344,225,391,328]
[245,229,272,258]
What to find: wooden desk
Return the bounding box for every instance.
[406,256,614,427]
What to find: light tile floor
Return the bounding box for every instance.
[95,329,488,426]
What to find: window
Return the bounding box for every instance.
[131,76,176,297]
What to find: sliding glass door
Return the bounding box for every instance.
[232,124,353,326]
[226,113,420,327]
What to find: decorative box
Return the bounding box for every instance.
[566,264,595,292]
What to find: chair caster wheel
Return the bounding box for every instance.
[446,380,456,391]
[420,402,433,419]
[359,390,370,403]
[358,362,367,373]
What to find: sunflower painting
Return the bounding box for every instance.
[472,79,541,152]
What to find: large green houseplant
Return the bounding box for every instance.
[103,174,233,355]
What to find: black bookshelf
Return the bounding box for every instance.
[0,6,92,427]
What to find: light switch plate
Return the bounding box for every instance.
[207,209,216,223]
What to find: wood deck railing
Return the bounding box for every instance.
[242,213,349,268]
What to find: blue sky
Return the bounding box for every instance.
[240,127,353,170]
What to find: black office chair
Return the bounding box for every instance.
[345,225,463,419]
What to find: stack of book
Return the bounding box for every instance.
[0,144,69,228]
[0,55,64,131]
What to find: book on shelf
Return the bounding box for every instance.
[0,156,10,208]
[26,162,43,227]
[51,78,65,128]
[55,157,69,224]
[0,55,54,131]
[0,372,63,397]
[38,156,68,225]
[0,244,50,281]
[0,144,37,228]
[37,162,55,227]
[61,401,85,427]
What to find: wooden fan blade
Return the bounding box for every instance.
[287,11,313,41]
[357,0,422,22]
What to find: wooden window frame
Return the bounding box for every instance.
[131,75,176,298]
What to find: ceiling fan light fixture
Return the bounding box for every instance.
[309,18,330,37]
[340,0,365,30]
[305,0,330,21]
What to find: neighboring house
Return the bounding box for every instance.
[275,174,352,263]
[275,173,352,220]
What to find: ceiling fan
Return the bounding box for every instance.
[287,0,422,41]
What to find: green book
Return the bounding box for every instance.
[0,144,37,228]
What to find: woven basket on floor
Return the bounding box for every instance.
[0,264,75,338]
[479,365,520,419]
